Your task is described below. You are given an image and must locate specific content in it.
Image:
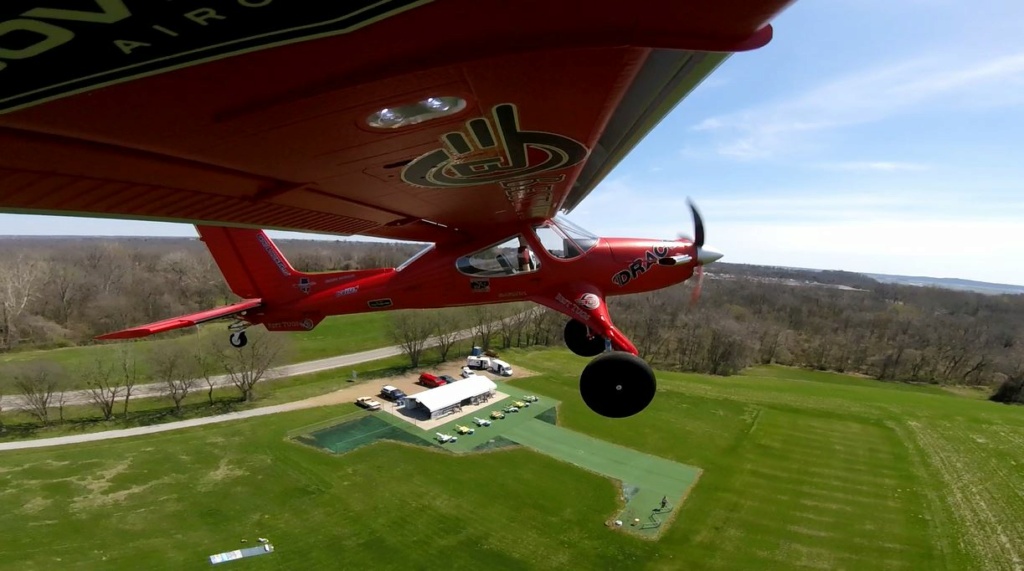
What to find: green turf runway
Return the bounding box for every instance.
[426,392,558,453]
[505,419,702,537]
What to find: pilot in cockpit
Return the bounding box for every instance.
[517,237,535,272]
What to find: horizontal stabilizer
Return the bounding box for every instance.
[96,299,262,340]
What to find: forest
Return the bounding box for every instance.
[0,235,1022,405]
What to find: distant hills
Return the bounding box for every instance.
[863,274,1024,295]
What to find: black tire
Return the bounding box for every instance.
[564,319,605,357]
[579,352,656,418]
[229,331,248,348]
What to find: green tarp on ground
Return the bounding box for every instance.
[504,419,701,534]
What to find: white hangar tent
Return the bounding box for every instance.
[407,377,497,420]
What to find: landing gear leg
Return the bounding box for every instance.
[579,352,656,418]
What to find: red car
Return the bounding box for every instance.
[419,373,447,388]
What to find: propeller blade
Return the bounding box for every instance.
[688,199,705,248]
[690,265,704,307]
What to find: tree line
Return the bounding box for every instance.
[0,236,424,350]
[0,330,287,429]
[2,236,1023,403]
[609,264,1024,395]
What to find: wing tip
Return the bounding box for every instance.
[95,322,187,341]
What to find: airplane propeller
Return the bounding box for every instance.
[656,199,723,305]
[691,200,704,248]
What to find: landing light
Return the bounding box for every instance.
[366,96,466,129]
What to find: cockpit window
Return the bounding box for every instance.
[532,217,598,260]
[456,235,540,277]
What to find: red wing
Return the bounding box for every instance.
[0,1,791,243]
[95,299,262,340]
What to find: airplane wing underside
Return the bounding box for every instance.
[0,0,794,243]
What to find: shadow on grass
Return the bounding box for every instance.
[344,364,415,383]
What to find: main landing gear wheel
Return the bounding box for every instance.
[229,331,248,348]
[580,352,656,418]
[564,319,606,357]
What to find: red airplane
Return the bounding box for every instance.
[0,1,793,417]
[97,201,722,418]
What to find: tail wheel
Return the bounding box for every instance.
[564,319,605,357]
[229,331,248,348]
[579,352,656,418]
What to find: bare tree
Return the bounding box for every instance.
[433,310,461,362]
[45,262,80,326]
[470,306,497,349]
[56,387,69,424]
[219,330,287,402]
[13,363,61,424]
[148,342,196,415]
[116,344,140,418]
[391,311,435,367]
[193,333,223,406]
[0,255,47,350]
[86,357,121,421]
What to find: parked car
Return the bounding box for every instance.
[355,397,381,411]
[439,375,458,384]
[419,372,447,388]
[380,385,406,401]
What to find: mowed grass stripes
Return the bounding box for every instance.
[694,412,936,570]
[1,348,1023,570]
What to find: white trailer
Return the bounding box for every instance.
[467,355,491,370]
[489,359,513,376]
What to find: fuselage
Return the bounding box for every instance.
[257,221,700,327]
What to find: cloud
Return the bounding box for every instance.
[693,52,1024,159]
[815,161,930,172]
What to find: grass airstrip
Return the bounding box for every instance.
[1,349,1022,570]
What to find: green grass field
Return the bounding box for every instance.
[0,312,399,387]
[1,349,1022,569]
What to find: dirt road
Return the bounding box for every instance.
[0,362,518,452]
[3,325,486,411]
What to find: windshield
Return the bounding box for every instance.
[532,216,598,259]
